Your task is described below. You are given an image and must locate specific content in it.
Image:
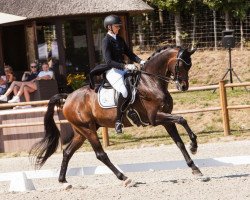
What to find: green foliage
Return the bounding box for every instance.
[203,0,223,10]
[203,0,250,14]
[231,0,250,20]
[150,0,194,13]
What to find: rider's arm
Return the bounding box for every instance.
[121,37,141,64]
[102,37,125,69]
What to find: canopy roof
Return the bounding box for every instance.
[0,0,152,20]
[0,12,26,24]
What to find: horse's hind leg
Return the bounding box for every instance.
[74,126,130,185]
[164,123,202,176]
[59,129,86,183]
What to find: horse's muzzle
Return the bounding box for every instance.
[175,80,189,91]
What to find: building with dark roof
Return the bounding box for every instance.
[0,0,152,81]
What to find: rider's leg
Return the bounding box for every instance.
[106,68,130,133]
[115,91,131,133]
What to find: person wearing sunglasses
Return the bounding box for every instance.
[0,62,39,102]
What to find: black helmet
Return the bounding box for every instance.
[104,15,122,29]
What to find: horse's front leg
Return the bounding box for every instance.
[156,112,198,154]
[155,112,202,176]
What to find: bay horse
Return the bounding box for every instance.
[30,46,202,186]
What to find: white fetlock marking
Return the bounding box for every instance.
[123,178,136,187]
[61,183,72,190]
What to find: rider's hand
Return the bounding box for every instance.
[125,64,137,70]
[140,60,146,65]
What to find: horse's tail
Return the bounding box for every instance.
[29,93,69,169]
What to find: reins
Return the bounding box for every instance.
[138,70,173,83]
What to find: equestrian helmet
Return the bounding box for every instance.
[104,15,122,29]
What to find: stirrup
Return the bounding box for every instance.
[115,121,123,134]
[127,109,140,126]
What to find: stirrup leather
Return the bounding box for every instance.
[115,121,123,134]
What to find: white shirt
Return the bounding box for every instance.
[37,70,54,79]
[108,32,116,40]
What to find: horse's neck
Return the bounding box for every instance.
[138,73,167,100]
[144,51,170,76]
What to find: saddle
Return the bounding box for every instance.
[97,71,148,127]
[97,71,139,108]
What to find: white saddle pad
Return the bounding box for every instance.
[98,86,137,109]
[98,87,117,108]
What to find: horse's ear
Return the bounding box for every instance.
[189,48,197,55]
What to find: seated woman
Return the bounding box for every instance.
[0,62,53,103]
[0,65,16,95]
[0,63,39,101]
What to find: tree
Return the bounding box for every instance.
[150,0,194,46]
[204,0,250,49]
[231,0,250,50]
[203,0,223,50]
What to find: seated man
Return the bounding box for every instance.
[0,62,53,103]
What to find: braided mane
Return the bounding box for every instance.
[147,45,181,61]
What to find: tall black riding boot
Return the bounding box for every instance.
[115,94,130,134]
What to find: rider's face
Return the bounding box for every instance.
[111,24,121,34]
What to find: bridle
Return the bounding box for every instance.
[173,49,191,82]
[139,48,191,83]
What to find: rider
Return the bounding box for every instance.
[102,15,145,134]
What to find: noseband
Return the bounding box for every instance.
[173,49,192,82]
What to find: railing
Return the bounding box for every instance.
[0,81,249,148]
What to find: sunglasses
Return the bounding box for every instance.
[30,66,37,68]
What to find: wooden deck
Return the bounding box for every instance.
[0,106,69,153]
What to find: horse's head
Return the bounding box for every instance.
[143,46,196,91]
[168,48,196,91]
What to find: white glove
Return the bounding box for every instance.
[125,64,137,70]
[140,60,146,65]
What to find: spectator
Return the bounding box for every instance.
[0,65,16,95]
[0,63,39,101]
[0,74,6,95]
[0,62,53,103]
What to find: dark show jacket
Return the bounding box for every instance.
[102,34,141,69]
[89,34,141,89]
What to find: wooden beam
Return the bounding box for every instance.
[0,27,4,68]
[119,14,131,48]
[55,20,66,75]
[25,21,38,64]
[219,80,230,136]
[86,17,96,70]
[102,127,109,147]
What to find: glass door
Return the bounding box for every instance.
[64,19,89,74]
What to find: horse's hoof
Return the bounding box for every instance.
[123,178,135,187]
[189,145,197,155]
[192,169,203,176]
[199,176,211,182]
[61,182,72,190]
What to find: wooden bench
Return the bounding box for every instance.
[21,79,59,102]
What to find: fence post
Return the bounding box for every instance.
[102,127,109,147]
[219,80,230,136]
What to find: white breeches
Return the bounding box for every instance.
[106,68,128,98]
